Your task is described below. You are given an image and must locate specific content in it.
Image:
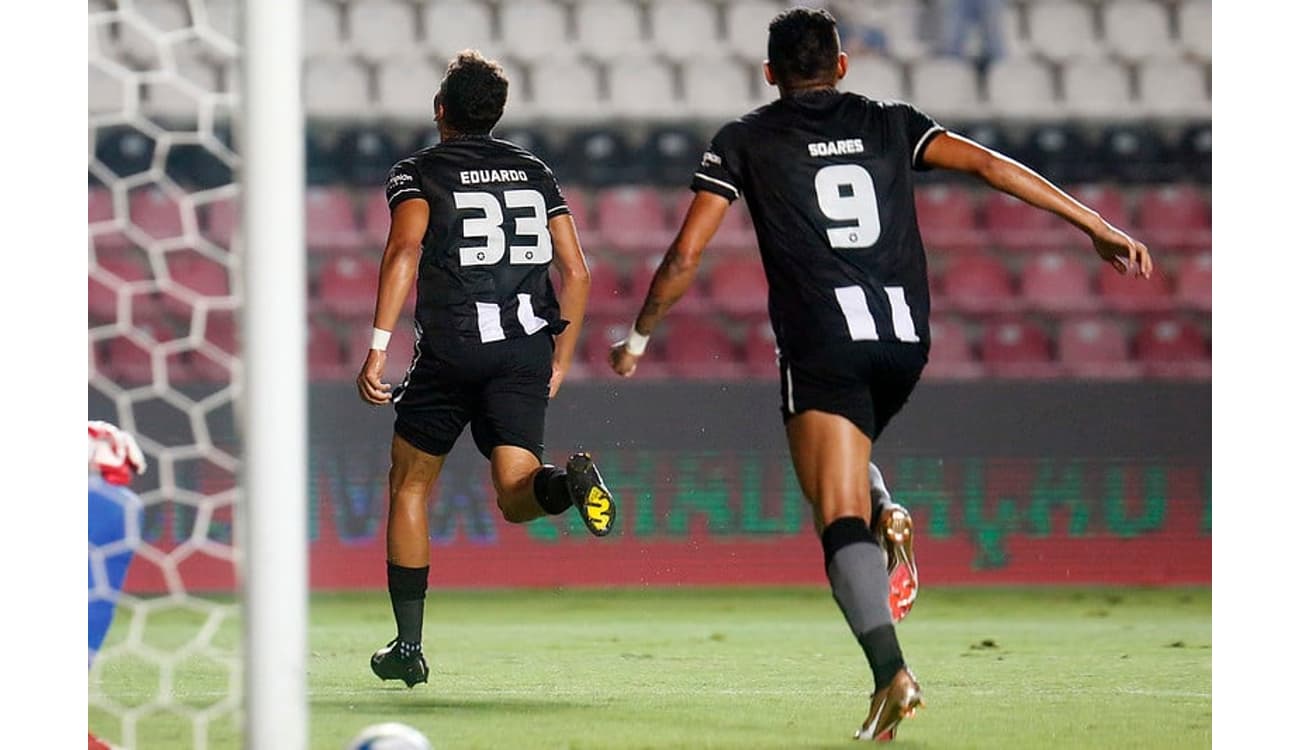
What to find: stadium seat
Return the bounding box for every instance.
[303,0,345,59]
[303,57,371,119]
[871,0,931,63]
[1178,0,1212,63]
[1102,0,1176,63]
[526,59,604,124]
[164,250,232,316]
[1174,252,1211,311]
[1018,123,1100,184]
[979,317,1057,378]
[985,59,1058,120]
[914,184,984,253]
[1133,316,1210,378]
[937,253,1016,314]
[422,1,497,59]
[983,192,1073,251]
[562,187,596,238]
[573,0,651,62]
[1134,184,1211,250]
[707,256,768,318]
[1062,60,1135,120]
[910,58,984,121]
[95,126,156,179]
[188,309,239,382]
[1057,316,1140,379]
[668,191,753,253]
[585,257,630,316]
[1069,183,1131,231]
[840,55,907,102]
[1026,1,1102,63]
[361,191,391,244]
[741,320,779,378]
[305,186,362,252]
[142,52,221,120]
[202,196,238,247]
[924,316,982,380]
[1175,122,1211,184]
[637,126,709,187]
[376,57,440,121]
[317,255,380,316]
[663,316,745,379]
[582,316,669,379]
[94,245,152,286]
[346,0,419,62]
[1019,251,1096,313]
[649,0,727,63]
[724,0,787,63]
[1138,61,1210,120]
[89,275,118,323]
[112,0,191,65]
[500,0,574,64]
[89,186,116,226]
[1096,265,1173,313]
[1095,124,1176,184]
[129,186,186,241]
[607,59,678,121]
[308,318,348,382]
[335,126,403,188]
[682,58,760,121]
[102,330,161,385]
[594,186,671,254]
[166,140,235,192]
[306,128,344,185]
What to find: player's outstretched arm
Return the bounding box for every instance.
[547,213,592,398]
[610,191,730,377]
[921,132,1153,278]
[357,199,429,405]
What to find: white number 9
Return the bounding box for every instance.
[814,164,881,249]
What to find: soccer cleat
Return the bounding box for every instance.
[854,666,924,742]
[875,502,918,623]
[566,452,616,537]
[370,638,429,688]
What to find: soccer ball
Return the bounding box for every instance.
[344,722,433,750]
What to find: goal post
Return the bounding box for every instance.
[239,1,308,748]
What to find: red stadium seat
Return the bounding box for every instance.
[1069,184,1131,231]
[663,316,745,379]
[669,191,754,252]
[305,186,362,252]
[924,316,983,379]
[1019,251,1096,313]
[1175,252,1211,311]
[89,186,115,224]
[1134,316,1210,378]
[203,196,238,247]
[585,257,631,315]
[1058,316,1141,379]
[708,256,768,318]
[129,187,185,241]
[317,255,380,316]
[937,253,1016,314]
[983,192,1072,251]
[979,317,1058,378]
[102,318,178,385]
[563,187,597,241]
[310,318,348,382]
[631,255,708,314]
[594,186,671,254]
[581,316,670,379]
[361,191,391,244]
[164,250,232,316]
[741,320,779,378]
[914,184,985,253]
[93,246,152,284]
[1097,266,1173,313]
[1135,184,1211,251]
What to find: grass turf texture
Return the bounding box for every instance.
[90,586,1210,749]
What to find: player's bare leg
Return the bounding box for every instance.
[870,463,918,622]
[786,411,923,741]
[491,446,617,536]
[372,434,443,688]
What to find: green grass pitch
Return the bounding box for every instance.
[89,586,1210,749]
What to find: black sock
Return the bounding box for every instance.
[532,465,572,515]
[821,517,906,692]
[387,562,428,646]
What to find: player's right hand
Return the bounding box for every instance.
[356,349,392,405]
[1090,221,1153,278]
[608,341,641,377]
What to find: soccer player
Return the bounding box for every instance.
[88,420,146,665]
[609,7,1151,741]
[355,51,618,688]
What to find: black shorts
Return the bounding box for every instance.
[778,340,929,441]
[392,331,553,460]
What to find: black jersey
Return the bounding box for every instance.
[691,90,945,359]
[385,135,570,345]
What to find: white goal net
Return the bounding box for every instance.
[89,1,245,747]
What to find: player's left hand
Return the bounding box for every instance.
[608,341,641,377]
[1090,221,1153,278]
[356,349,392,405]
[88,421,147,486]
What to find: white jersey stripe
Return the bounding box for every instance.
[476,302,506,343]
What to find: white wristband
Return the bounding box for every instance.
[370,327,392,352]
[625,327,650,356]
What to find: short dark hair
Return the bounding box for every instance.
[436,50,509,134]
[766,7,841,87]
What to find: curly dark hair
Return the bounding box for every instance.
[766,7,841,88]
[436,50,509,134]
